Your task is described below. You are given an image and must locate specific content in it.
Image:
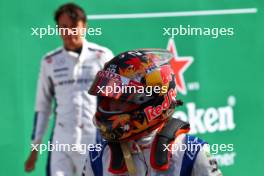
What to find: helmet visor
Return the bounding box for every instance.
[139,49,173,67]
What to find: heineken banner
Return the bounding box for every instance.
[0,0,263,175]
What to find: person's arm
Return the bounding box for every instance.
[192,144,222,176]
[25,58,53,172]
[31,111,50,144]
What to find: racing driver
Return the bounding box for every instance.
[24,3,114,176]
[82,49,222,176]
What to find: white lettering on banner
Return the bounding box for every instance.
[173,96,236,134]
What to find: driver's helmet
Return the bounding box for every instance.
[89,49,178,142]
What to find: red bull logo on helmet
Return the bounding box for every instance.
[144,88,176,121]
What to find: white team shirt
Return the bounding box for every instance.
[32,39,114,145]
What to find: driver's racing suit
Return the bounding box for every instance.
[83,133,222,176]
[31,39,114,175]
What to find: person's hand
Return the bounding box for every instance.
[25,150,38,172]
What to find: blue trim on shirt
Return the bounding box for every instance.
[89,139,107,176]
[180,135,207,176]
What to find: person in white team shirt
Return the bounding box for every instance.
[24,3,114,176]
[82,49,222,176]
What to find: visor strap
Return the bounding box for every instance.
[120,142,137,175]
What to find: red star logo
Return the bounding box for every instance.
[167,38,193,95]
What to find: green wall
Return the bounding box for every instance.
[0,0,263,175]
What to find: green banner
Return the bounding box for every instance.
[0,0,263,175]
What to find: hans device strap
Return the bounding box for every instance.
[107,118,190,173]
[150,118,190,170]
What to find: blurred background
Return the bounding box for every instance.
[0,0,263,175]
